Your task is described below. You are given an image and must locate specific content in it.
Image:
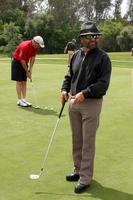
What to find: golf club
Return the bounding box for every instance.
[29,100,66,180]
[30,79,40,109]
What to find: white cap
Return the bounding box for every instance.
[33,36,45,48]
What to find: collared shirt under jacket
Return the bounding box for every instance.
[61,47,111,98]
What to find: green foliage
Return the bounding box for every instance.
[99,20,124,51]
[113,0,122,20]
[0,8,25,33]
[0,20,4,40]
[77,0,112,22]
[48,0,79,26]
[0,0,20,10]
[0,1,132,53]
[95,0,112,21]
[117,26,133,51]
[2,22,22,57]
[127,0,133,21]
[25,13,80,53]
[25,14,48,38]
[79,0,94,20]
[0,0,43,16]
[25,13,53,53]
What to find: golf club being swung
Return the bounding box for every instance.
[30,79,40,109]
[29,100,66,180]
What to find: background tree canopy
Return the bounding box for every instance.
[0,0,132,55]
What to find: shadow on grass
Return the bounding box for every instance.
[87,180,133,200]
[19,106,66,117]
[35,191,88,198]
[35,180,133,200]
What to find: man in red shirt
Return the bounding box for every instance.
[11,36,44,107]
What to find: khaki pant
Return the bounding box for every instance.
[68,51,74,65]
[131,48,133,56]
[68,98,103,185]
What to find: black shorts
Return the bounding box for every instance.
[11,59,27,81]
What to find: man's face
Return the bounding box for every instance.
[32,40,40,49]
[80,35,100,49]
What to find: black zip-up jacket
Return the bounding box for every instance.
[61,47,111,98]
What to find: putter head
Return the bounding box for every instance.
[29,174,40,180]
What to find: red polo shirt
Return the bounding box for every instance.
[13,40,38,63]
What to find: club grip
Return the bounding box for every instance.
[58,100,66,118]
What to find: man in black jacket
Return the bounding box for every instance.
[64,39,76,66]
[61,21,111,193]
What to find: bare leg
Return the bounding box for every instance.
[16,81,22,99]
[16,81,29,107]
[21,81,27,99]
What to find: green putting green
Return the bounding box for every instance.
[0,52,133,200]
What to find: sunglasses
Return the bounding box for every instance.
[82,35,100,39]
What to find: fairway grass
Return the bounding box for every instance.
[0,53,133,200]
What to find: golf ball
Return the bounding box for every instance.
[29,174,40,180]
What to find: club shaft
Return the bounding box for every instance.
[39,101,66,172]
[40,118,60,170]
